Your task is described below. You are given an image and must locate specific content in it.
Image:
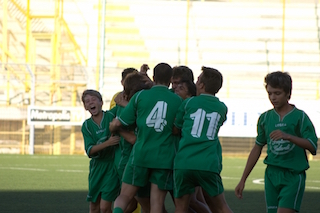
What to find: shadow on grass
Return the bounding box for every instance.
[1,190,319,213]
[0,190,88,213]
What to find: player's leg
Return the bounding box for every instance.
[149,168,174,213]
[277,208,295,213]
[150,182,168,213]
[189,186,211,213]
[135,182,151,213]
[124,198,138,213]
[100,200,113,213]
[203,191,233,213]
[114,182,139,213]
[174,193,191,213]
[89,196,100,213]
[200,171,233,213]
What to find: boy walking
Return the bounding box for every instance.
[173,66,233,213]
[81,89,120,213]
[235,71,318,213]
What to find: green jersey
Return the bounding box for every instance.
[118,85,182,169]
[174,94,227,173]
[81,109,117,160]
[256,106,318,173]
[114,105,135,178]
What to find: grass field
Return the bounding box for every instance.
[0,154,319,213]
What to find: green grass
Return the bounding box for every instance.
[0,155,319,213]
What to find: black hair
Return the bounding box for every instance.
[200,66,223,95]
[264,71,292,99]
[122,67,138,81]
[172,66,194,82]
[153,63,172,85]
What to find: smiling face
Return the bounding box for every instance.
[266,85,289,110]
[83,94,103,116]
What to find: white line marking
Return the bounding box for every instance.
[56,169,86,173]
[0,167,47,171]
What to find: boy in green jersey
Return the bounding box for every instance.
[235,71,318,213]
[173,66,233,213]
[81,89,121,213]
[110,63,183,213]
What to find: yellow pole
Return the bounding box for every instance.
[21,120,26,154]
[281,0,286,71]
[185,0,190,65]
[3,0,9,105]
[96,0,102,90]
[70,86,77,155]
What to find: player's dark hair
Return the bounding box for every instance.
[153,63,172,85]
[264,71,292,99]
[200,66,223,95]
[172,66,194,82]
[124,72,152,100]
[81,89,102,104]
[122,67,138,81]
[181,79,196,97]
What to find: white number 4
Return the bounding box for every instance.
[146,101,168,132]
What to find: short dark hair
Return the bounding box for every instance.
[180,80,196,97]
[81,89,102,104]
[172,66,194,82]
[123,73,152,100]
[200,66,223,95]
[122,67,138,81]
[153,63,172,85]
[264,71,292,99]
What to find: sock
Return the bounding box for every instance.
[113,207,124,213]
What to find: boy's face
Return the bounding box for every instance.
[83,94,103,116]
[266,85,289,109]
[175,82,189,100]
[171,77,181,91]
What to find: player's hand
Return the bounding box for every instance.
[106,135,120,146]
[235,181,245,199]
[269,130,290,141]
[109,118,121,132]
[115,92,129,107]
[140,64,149,74]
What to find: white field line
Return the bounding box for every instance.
[0,167,86,173]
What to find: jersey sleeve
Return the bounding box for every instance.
[81,121,99,158]
[118,91,141,126]
[300,111,318,154]
[255,112,267,147]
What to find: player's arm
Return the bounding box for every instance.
[235,144,263,199]
[269,130,316,155]
[109,118,123,133]
[118,129,136,145]
[89,135,120,156]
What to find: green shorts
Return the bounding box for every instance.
[122,163,173,191]
[173,169,224,198]
[87,158,120,203]
[265,165,306,213]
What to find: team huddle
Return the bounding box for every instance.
[81,63,318,213]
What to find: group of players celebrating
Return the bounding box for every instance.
[81,63,318,213]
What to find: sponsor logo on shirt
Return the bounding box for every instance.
[270,139,295,155]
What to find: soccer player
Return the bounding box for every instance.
[173,66,233,213]
[81,89,121,213]
[171,65,194,92]
[235,71,318,213]
[110,62,182,213]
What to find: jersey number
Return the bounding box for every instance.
[146,101,168,132]
[190,109,221,140]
